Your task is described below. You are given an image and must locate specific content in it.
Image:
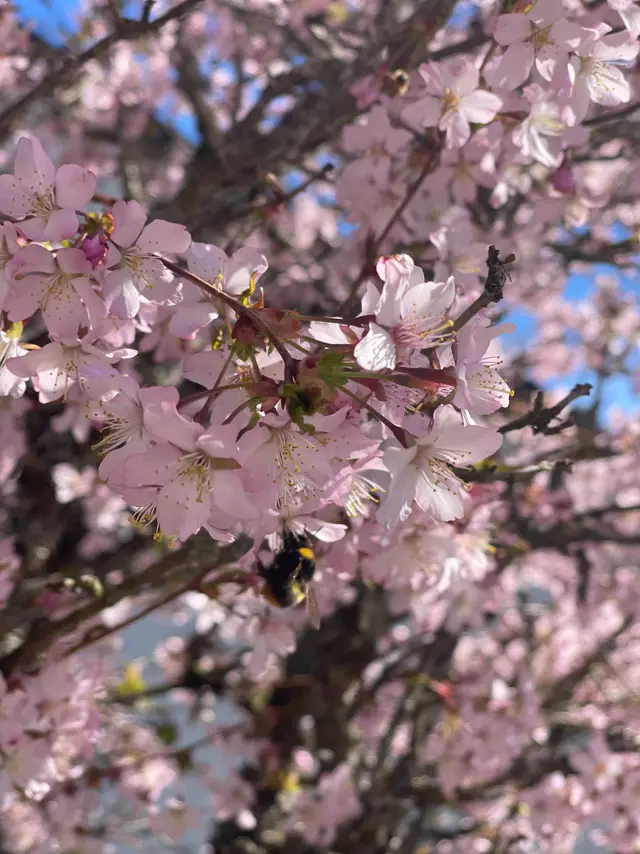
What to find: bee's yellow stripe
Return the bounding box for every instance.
[298,547,315,560]
[289,582,306,604]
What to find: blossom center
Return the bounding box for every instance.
[369,140,387,161]
[93,402,143,455]
[271,427,318,511]
[177,453,212,503]
[442,88,461,113]
[414,444,470,491]
[28,187,55,219]
[530,25,552,50]
[46,270,73,300]
[394,316,454,349]
[345,474,382,518]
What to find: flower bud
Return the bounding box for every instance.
[550,161,575,195]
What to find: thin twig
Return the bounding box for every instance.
[583,100,640,127]
[498,384,592,435]
[340,154,438,316]
[453,459,572,484]
[452,245,512,333]
[341,384,409,447]
[160,257,295,377]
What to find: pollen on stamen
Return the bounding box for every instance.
[130,503,158,531]
[345,477,385,518]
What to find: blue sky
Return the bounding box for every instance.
[12,0,82,45]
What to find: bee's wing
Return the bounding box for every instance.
[305,583,322,630]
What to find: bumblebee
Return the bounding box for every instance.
[258,531,321,630]
[380,69,410,98]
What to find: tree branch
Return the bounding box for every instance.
[0,533,252,677]
[452,246,512,332]
[498,383,592,435]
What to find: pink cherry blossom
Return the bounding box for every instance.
[563,27,639,125]
[512,86,568,169]
[0,326,28,398]
[239,410,339,513]
[0,221,21,313]
[102,199,191,319]
[609,0,640,35]
[51,463,95,504]
[491,0,585,90]
[403,60,502,149]
[87,378,174,484]
[124,417,259,542]
[429,218,488,288]
[448,318,515,417]
[426,139,497,205]
[169,241,267,338]
[377,405,503,526]
[283,764,361,846]
[236,613,297,679]
[1,9,640,852]
[0,136,96,241]
[209,772,256,825]
[341,105,412,185]
[354,269,455,372]
[6,245,106,337]
[325,450,388,518]
[6,336,132,403]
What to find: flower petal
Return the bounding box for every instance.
[402,95,442,129]
[493,13,531,45]
[111,200,147,249]
[225,248,268,294]
[14,136,55,195]
[460,90,502,124]
[44,208,80,242]
[493,42,534,90]
[55,164,97,209]
[102,268,141,319]
[137,219,192,255]
[212,470,259,519]
[0,174,31,217]
[354,323,397,372]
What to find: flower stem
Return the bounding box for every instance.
[177,383,252,410]
[342,384,410,448]
[221,395,262,426]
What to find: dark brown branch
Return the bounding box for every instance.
[452,246,512,332]
[340,150,440,316]
[160,257,296,376]
[498,383,592,435]
[453,459,572,484]
[0,534,252,678]
[549,237,637,265]
[583,100,640,127]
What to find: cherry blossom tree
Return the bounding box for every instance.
[0,0,639,852]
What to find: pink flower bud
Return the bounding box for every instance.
[550,162,575,195]
[80,232,107,268]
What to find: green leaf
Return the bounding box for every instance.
[154,721,179,746]
[317,350,349,388]
[116,662,145,697]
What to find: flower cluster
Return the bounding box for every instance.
[0,138,511,556]
[0,0,639,851]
